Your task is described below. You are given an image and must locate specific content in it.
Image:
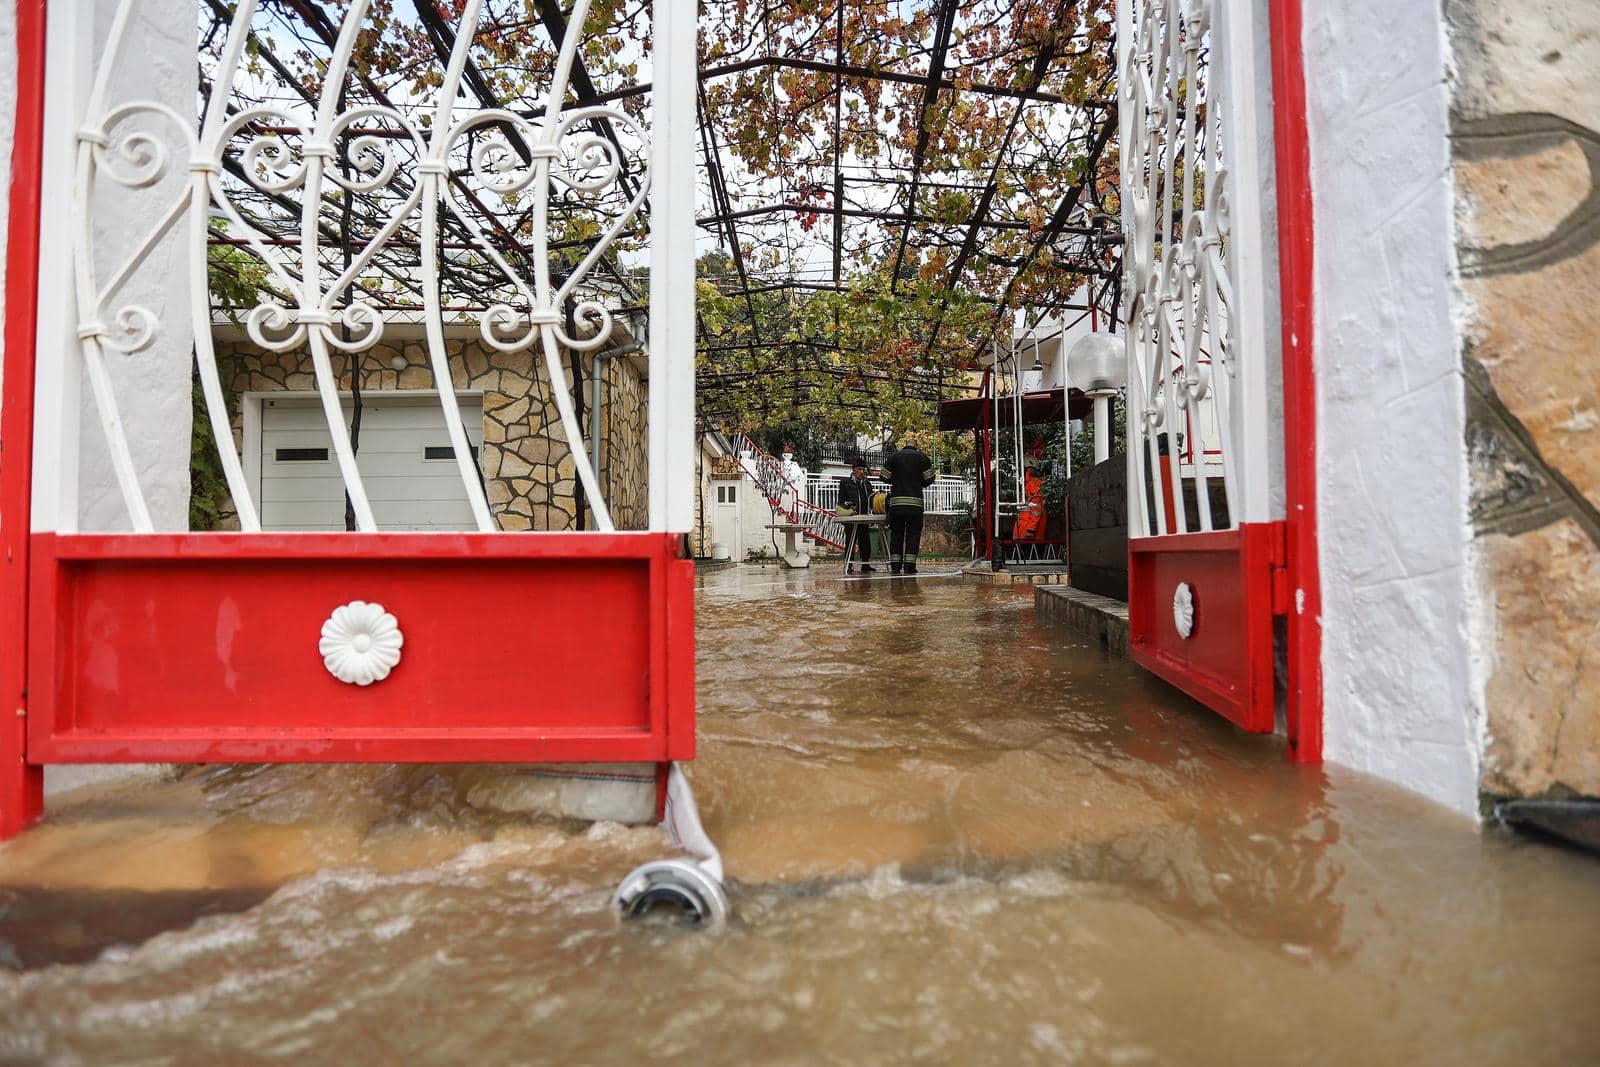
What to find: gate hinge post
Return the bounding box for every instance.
[1269,520,1291,616]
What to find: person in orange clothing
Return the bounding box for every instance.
[1012,464,1047,542]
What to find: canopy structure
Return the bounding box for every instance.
[938,386,1093,432]
[196,2,1124,433]
[693,1,1124,429]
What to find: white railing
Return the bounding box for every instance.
[1117,0,1280,537]
[53,0,689,534]
[806,476,974,515]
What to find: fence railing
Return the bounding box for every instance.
[806,476,974,515]
[816,445,889,470]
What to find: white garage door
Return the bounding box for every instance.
[259,394,486,531]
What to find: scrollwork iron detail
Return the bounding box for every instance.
[1119,0,1240,537]
[71,0,644,534]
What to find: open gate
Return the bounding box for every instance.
[1116,0,1320,758]
[1,0,704,837]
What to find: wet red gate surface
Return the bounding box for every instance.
[0,0,701,837]
[1128,526,1285,734]
[27,533,695,766]
[1117,0,1320,760]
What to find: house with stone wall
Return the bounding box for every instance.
[206,325,648,533]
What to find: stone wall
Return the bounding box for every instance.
[1449,0,1600,800]
[1067,457,1128,601]
[594,348,648,531]
[690,437,734,557]
[916,513,968,557]
[691,445,711,556]
[213,334,648,532]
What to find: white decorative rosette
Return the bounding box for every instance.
[318,600,404,686]
[1173,582,1196,640]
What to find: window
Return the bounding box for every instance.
[275,448,329,462]
[423,445,479,462]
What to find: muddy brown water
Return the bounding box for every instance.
[1,565,1596,1065]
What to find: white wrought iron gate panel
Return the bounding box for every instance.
[1117,0,1286,733]
[4,0,701,839]
[38,0,688,536]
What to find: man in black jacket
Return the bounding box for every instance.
[880,440,935,575]
[835,458,877,574]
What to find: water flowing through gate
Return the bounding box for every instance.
[1117,0,1312,752]
[1,0,705,844]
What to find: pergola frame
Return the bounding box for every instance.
[196,1,1126,434]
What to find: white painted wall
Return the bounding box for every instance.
[708,479,742,559]
[740,481,784,559]
[1305,2,1482,817]
[28,0,193,535]
[1002,283,1105,395]
[76,0,196,532]
[4,1,191,794]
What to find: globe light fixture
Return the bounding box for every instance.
[1066,331,1126,398]
[1067,331,1126,464]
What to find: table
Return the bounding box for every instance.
[834,513,887,574]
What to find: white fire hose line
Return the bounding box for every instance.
[663,763,723,884]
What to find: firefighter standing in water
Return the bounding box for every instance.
[880,439,936,575]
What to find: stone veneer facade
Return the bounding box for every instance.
[1450,1,1600,799]
[213,332,647,532]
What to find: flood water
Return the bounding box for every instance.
[2,565,1597,1064]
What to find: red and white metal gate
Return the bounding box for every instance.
[1117,0,1320,759]
[0,0,712,879]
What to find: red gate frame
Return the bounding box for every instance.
[1270,0,1323,762]
[2,0,48,836]
[1125,0,1322,759]
[28,533,696,765]
[1129,525,1284,734]
[0,1,695,837]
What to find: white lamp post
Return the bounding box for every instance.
[1067,332,1126,464]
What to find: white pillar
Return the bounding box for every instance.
[647,0,697,532]
[1093,395,1111,464]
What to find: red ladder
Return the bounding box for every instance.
[733,434,848,550]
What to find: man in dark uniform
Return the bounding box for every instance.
[835,458,877,574]
[879,439,935,575]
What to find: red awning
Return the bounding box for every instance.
[938,387,1092,431]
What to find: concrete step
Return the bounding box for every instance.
[1035,585,1130,657]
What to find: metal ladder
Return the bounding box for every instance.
[733,434,848,550]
